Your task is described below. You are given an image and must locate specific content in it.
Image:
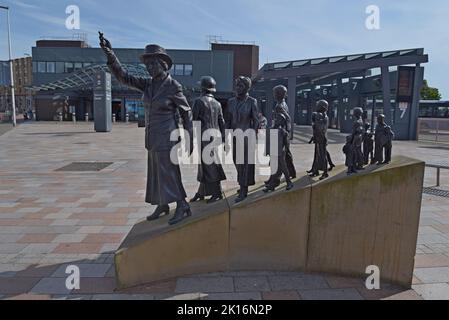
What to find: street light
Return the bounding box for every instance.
[0,5,16,127]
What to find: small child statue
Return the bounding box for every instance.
[263,107,294,193]
[343,135,357,175]
[362,111,374,165]
[373,114,395,165]
[309,100,330,180]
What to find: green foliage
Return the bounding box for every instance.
[421,80,442,100]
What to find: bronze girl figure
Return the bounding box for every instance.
[99,32,193,226]
[190,76,227,204]
[309,100,330,180]
[226,76,259,203]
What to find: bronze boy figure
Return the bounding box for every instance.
[99,32,193,226]
[190,76,227,204]
[309,100,330,180]
[263,86,294,192]
[226,76,259,203]
[374,114,395,165]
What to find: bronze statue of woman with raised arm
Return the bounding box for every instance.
[99,32,193,226]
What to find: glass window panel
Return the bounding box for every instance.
[32,62,37,73]
[65,62,74,73]
[56,62,65,73]
[174,64,184,76]
[46,62,56,73]
[38,62,46,73]
[83,63,92,68]
[184,64,193,76]
[437,107,449,118]
[74,63,83,70]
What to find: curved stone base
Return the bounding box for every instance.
[115,156,424,289]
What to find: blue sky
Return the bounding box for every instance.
[0,0,448,98]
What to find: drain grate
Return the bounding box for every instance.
[423,187,449,198]
[56,162,114,172]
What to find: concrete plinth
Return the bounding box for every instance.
[114,156,424,289]
[306,156,425,287]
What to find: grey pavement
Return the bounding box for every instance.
[0,122,448,300]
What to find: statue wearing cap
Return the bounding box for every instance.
[190,76,227,204]
[99,32,193,226]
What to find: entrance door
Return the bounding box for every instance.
[112,101,122,121]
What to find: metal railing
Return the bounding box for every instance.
[417,118,449,143]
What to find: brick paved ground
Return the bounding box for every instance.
[0,122,448,300]
[0,123,15,137]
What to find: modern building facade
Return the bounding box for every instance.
[30,40,428,140]
[31,40,259,122]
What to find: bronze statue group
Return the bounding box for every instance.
[342,107,395,176]
[99,35,394,226]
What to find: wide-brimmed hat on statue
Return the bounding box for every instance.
[140,44,173,70]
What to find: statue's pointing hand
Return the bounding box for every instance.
[99,31,112,55]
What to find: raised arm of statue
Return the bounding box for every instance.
[99,31,148,92]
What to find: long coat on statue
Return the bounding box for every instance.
[107,55,193,206]
[226,95,259,187]
[311,112,329,172]
[193,93,227,189]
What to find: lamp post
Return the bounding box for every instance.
[0,6,16,127]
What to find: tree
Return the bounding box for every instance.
[421,80,442,100]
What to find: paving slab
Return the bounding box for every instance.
[175,277,234,294]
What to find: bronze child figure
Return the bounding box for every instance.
[362,111,374,165]
[226,76,259,203]
[263,86,294,193]
[190,76,227,204]
[99,32,193,226]
[309,100,330,180]
[264,85,296,189]
[373,114,395,165]
[308,113,335,173]
[343,135,357,175]
[351,107,365,170]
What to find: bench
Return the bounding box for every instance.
[426,162,449,187]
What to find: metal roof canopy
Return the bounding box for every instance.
[255,48,428,82]
[29,64,149,92]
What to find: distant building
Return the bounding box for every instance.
[0,57,33,114]
[31,40,259,122]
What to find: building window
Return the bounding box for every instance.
[38,62,46,73]
[83,62,92,68]
[46,62,56,73]
[56,62,65,73]
[74,63,83,71]
[174,64,184,76]
[184,64,193,76]
[173,64,193,76]
[65,62,74,73]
